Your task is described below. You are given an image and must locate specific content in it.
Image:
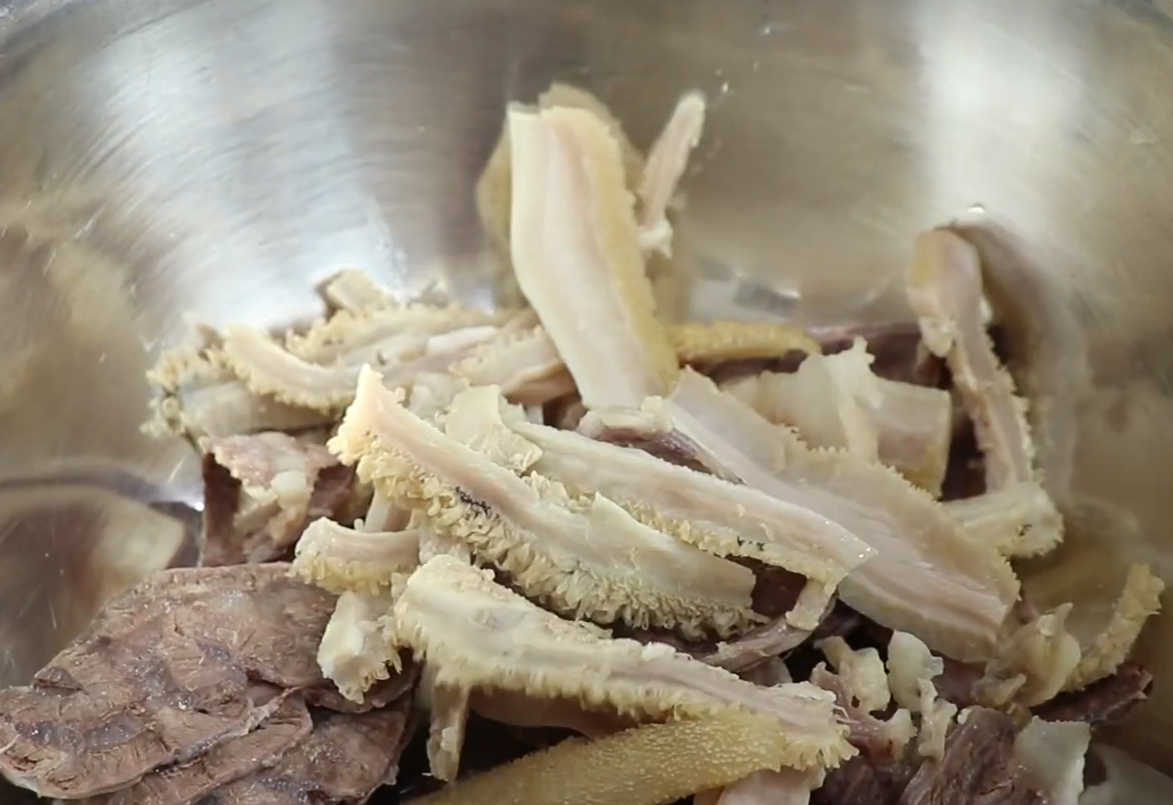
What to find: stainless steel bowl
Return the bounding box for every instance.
[3,0,1173,769]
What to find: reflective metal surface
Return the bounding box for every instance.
[2,0,1173,767]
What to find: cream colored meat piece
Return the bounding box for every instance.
[658,368,1019,663]
[448,325,575,404]
[423,668,471,783]
[1014,719,1090,805]
[907,229,1063,554]
[916,678,957,761]
[439,385,544,474]
[886,631,945,713]
[945,483,1066,557]
[508,105,679,409]
[291,517,420,596]
[317,590,399,703]
[816,637,890,714]
[318,267,393,313]
[220,322,499,413]
[638,91,706,257]
[723,364,951,495]
[392,555,853,770]
[1065,563,1163,690]
[486,399,874,592]
[330,368,760,638]
[146,341,331,441]
[975,605,1082,708]
[468,689,638,739]
[286,298,503,364]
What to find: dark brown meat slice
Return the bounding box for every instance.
[897,708,1044,805]
[193,702,413,805]
[80,693,313,805]
[200,437,355,567]
[0,565,410,800]
[81,564,337,689]
[1034,662,1152,726]
[810,754,913,805]
[0,623,285,799]
[304,662,419,714]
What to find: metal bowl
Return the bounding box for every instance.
[3,0,1173,770]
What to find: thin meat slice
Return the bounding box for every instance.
[78,694,313,805]
[197,701,413,805]
[0,565,340,799]
[421,666,471,783]
[448,326,575,405]
[201,433,354,566]
[1035,662,1152,726]
[658,369,1019,662]
[1013,719,1090,805]
[638,91,706,256]
[907,229,1062,556]
[330,368,760,639]
[508,104,679,409]
[390,555,853,771]
[317,268,392,313]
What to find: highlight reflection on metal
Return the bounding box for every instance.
[2,0,1173,768]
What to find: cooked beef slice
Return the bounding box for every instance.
[1034,662,1152,726]
[812,708,1044,805]
[81,693,313,805]
[194,702,413,805]
[899,708,1044,805]
[0,565,407,799]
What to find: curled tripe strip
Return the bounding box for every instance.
[410,711,792,805]
[317,590,399,703]
[331,368,761,640]
[392,555,853,770]
[1065,563,1164,691]
[291,517,420,596]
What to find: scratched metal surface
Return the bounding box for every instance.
[1,0,1173,773]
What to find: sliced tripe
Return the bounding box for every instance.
[468,688,638,739]
[439,384,543,474]
[286,300,501,364]
[907,228,1063,555]
[696,768,822,805]
[724,357,951,494]
[494,399,873,613]
[975,605,1082,707]
[886,631,944,713]
[146,341,330,440]
[508,104,679,409]
[220,323,499,413]
[1080,745,1173,805]
[702,599,831,673]
[1065,563,1163,691]
[669,321,820,364]
[448,325,575,404]
[317,590,399,703]
[638,91,706,257]
[1014,718,1090,805]
[944,483,1063,557]
[410,712,797,805]
[291,517,420,596]
[318,267,392,313]
[392,555,852,770]
[421,665,471,783]
[657,368,1018,662]
[330,368,761,639]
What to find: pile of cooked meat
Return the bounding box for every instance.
[0,85,1164,805]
